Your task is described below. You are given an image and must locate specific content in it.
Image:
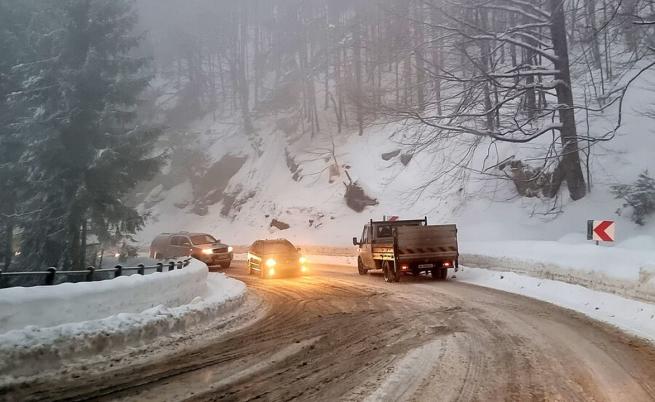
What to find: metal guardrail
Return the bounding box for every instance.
[0,259,192,289]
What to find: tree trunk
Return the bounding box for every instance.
[353,8,364,136]
[2,218,13,270]
[413,0,426,111]
[585,0,602,70]
[430,2,443,115]
[550,0,587,200]
[239,3,254,139]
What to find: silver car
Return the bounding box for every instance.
[150,232,233,268]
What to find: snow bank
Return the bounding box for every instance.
[461,241,655,302]
[456,268,655,343]
[0,260,208,332]
[254,240,655,303]
[0,271,246,378]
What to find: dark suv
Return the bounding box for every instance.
[150,232,233,268]
[247,239,307,278]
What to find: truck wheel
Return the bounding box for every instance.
[383,262,393,283]
[357,258,368,275]
[440,269,448,280]
[431,269,439,280]
[392,262,401,282]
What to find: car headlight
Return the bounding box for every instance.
[266,258,277,267]
[228,246,233,253]
[114,253,121,258]
[201,249,213,255]
[299,256,307,264]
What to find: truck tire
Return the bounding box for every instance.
[431,269,439,280]
[431,268,447,280]
[357,258,368,275]
[382,261,394,283]
[392,262,401,282]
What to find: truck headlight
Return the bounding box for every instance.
[228,246,233,253]
[299,256,307,264]
[266,258,277,267]
[201,249,214,255]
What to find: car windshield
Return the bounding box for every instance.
[190,235,217,245]
[263,241,296,254]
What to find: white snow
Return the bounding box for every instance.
[0,262,247,379]
[292,246,655,343]
[461,239,655,302]
[363,340,444,402]
[0,260,208,332]
[455,267,655,343]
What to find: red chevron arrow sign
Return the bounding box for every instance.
[587,220,615,242]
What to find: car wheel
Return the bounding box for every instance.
[357,258,368,275]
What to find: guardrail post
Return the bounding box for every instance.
[168,261,175,271]
[156,263,163,273]
[46,267,57,285]
[177,261,183,269]
[115,265,123,278]
[137,264,145,275]
[86,266,95,282]
[0,269,3,288]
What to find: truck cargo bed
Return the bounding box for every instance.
[395,224,458,261]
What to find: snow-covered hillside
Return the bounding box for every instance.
[136,67,655,250]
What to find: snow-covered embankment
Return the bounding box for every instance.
[460,239,655,303]
[0,260,246,378]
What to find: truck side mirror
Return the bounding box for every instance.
[352,237,359,246]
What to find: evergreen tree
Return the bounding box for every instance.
[612,171,655,226]
[0,0,39,269]
[18,0,163,269]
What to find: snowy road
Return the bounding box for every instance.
[4,262,655,402]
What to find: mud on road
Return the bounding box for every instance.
[3,262,655,402]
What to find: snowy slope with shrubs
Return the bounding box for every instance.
[136,69,655,250]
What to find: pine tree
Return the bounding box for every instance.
[18,0,163,269]
[0,0,40,269]
[611,171,655,226]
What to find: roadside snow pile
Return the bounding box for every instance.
[460,239,655,302]
[0,260,208,331]
[0,263,246,379]
[455,268,655,343]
